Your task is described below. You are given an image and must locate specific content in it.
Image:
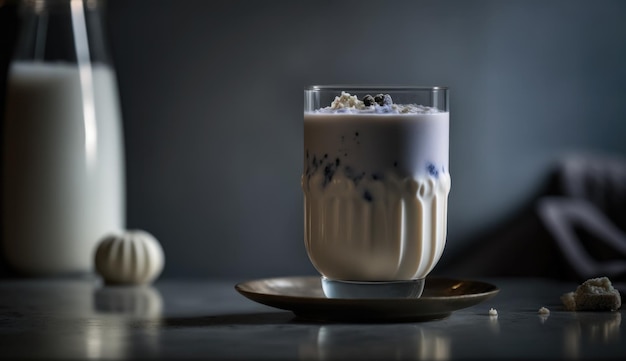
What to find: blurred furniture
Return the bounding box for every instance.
[438,153,626,287]
[538,153,626,284]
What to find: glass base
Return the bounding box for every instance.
[321,277,425,299]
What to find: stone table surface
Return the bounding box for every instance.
[0,277,623,360]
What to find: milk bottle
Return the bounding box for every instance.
[2,0,125,276]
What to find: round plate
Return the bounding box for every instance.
[235,276,499,322]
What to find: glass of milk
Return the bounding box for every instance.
[303,86,450,298]
[2,0,125,276]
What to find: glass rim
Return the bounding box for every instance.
[305,85,449,92]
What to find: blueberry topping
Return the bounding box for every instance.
[335,158,340,166]
[363,94,376,106]
[382,94,393,106]
[374,93,393,106]
[427,163,439,177]
[323,163,336,187]
[363,190,373,202]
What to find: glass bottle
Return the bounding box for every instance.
[2,0,125,276]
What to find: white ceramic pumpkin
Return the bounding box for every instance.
[94,230,164,285]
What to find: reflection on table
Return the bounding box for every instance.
[0,278,623,360]
[298,324,450,361]
[564,312,621,359]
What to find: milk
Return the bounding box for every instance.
[2,61,125,276]
[303,112,450,281]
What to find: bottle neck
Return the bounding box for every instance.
[12,0,110,66]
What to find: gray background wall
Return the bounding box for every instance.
[1,0,625,279]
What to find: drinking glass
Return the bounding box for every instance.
[303,86,450,298]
